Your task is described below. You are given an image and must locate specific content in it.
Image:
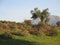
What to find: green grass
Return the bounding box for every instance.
[0,34,60,45]
[0,28,60,45]
[0,20,60,45]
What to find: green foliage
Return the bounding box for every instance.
[0,34,60,45]
[12,29,30,37]
[45,28,57,36]
[31,8,50,24]
[31,8,41,18]
[56,21,60,26]
[0,30,12,39]
[34,8,41,17]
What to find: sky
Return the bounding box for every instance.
[0,0,60,22]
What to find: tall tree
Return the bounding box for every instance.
[34,8,41,17]
[31,8,41,19]
[41,8,50,23]
[31,8,50,24]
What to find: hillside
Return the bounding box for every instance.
[0,20,60,45]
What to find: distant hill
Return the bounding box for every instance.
[48,15,60,26]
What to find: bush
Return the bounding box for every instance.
[12,29,30,37]
[29,29,38,35]
[0,21,58,37]
[0,31,12,39]
[32,24,58,36]
[20,30,30,36]
[45,28,57,36]
[12,29,22,36]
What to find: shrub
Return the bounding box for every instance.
[0,23,9,29]
[12,29,22,36]
[20,30,30,36]
[29,29,38,35]
[32,24,58,36]
[12,29,30,36]
[45,28,57,36]
[35,24,52,36]
[24,20,31,25]
[0,31,12,39]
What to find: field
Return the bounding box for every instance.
[0,21,60,45]
[0,31,60,45]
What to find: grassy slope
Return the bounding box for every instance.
[0,33,60,45]
[0,21,60,45]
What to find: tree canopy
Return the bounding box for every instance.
[31,8,50,24]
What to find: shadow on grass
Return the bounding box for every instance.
[0,38,40,45]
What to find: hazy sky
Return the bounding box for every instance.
[0,0,60,22]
